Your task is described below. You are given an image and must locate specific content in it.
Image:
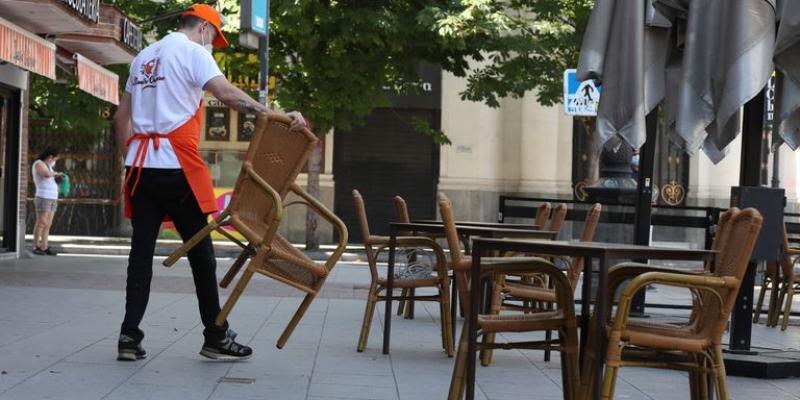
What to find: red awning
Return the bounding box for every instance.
[0,16,56,80]
[75,53,119,105]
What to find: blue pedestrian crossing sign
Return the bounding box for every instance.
[563,69,601,116]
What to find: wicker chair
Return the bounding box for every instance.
[535,202,552,228]
[770,224,800,330]
[579,208,763,400]
[547,203,569,235]
[353,190,453,356]
[163,114,349,349]
[482,203,601,366]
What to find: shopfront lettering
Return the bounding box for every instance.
[59,0,100,23]
[121,18,143,52]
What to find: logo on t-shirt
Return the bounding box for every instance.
[131,58,165,89]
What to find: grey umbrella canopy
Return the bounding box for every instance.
[576,0,671,150]
[578,0,776,164]
[776,0,800,149]
[660,0,775,163]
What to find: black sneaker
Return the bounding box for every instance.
[117,334,147,361]
[32,247,45,255]
[200,335,252,361]
[43,248,58,256]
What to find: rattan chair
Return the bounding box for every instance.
[534,202,552,228]
[353,190,453,355]
[771,224,800,330]
[579,208,763,400]
[163,114,349,349]
[547,203,569,235]
[482,203,601,365]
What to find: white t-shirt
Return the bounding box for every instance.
[124,32,223,168]
[32,160,58,200]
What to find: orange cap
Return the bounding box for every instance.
[183,4,229,49]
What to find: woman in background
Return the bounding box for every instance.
[31,147,62,255]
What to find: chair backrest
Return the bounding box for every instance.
[227,114,317,243]
[352,190,381,281]
[394,195,413,236]
[704,208,738,271]
[438,193,465,268]
[534,203,552,228]
[699,208,763,342]
[547,203,568,234]
[568,203,602,289]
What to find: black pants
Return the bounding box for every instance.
[120,168,228,343]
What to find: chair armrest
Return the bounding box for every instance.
[481,257,575,312]
[610,271,733,332]
[288,183,348,271]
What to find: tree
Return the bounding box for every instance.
[267,0,592,249]
[32,0,593,246]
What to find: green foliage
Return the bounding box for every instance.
[31,0,592,143]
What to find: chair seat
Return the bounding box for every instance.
[478,311,566,333]
[378,276,442,288]
[500,281,557,302]
[257,234,327,289]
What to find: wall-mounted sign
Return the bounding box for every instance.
[76,53,119,105]
[237,112,258,142]
[241,0,269,36]
[205,107,230,141]
[563,68,601,116]
[121,18,143,52]
[59,0,100,23]
[0,17,56,80]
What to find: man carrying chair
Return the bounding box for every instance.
[112,4,307,361]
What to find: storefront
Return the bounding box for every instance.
[0,0,139,257]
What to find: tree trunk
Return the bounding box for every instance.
[305,140,323,251]
[580,117,600,184]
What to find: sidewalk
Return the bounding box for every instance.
[1,254,800,399]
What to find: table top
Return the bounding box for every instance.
[410,219,540,230]
[390,222,557,239]
[472,238,716,261]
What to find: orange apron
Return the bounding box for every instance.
[124,102,217,220]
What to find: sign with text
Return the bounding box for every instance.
[0,17,56,80]
[563,69,601,116]
[76,53,119,105]
[121,17,143,52]
[59,0,100,23]
[241,0,268,36]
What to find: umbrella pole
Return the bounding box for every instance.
[630,108,659,317]
[730,90,767,353]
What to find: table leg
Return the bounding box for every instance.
[579,255,592,365]
[383,226,397,355]
[592,254,608,400]
[465,246,482,400]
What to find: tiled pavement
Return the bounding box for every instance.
[1,254,800,399]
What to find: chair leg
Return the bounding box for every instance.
[782,285,795,331]
[560,328,580,400]
[768,274,782,327]
[774,284,788,327]
[406,288,416,319]
[357,285,380,352]
[220,246,255,288]
[440,288,454,357]
[600,364,619,400]
[163,220,220,267]
[215,267,255,327]
[480,279,503,366]
[710,346,729,400]
[754,270,769,323]
[448,322,470,400]
[277,292,317,349]
[397,288,408,317]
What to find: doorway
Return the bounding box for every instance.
[0,86,20,252]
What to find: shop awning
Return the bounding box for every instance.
[0,16,56,79]
[75,53,118,105]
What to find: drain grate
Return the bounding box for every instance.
[218,376,256,384]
